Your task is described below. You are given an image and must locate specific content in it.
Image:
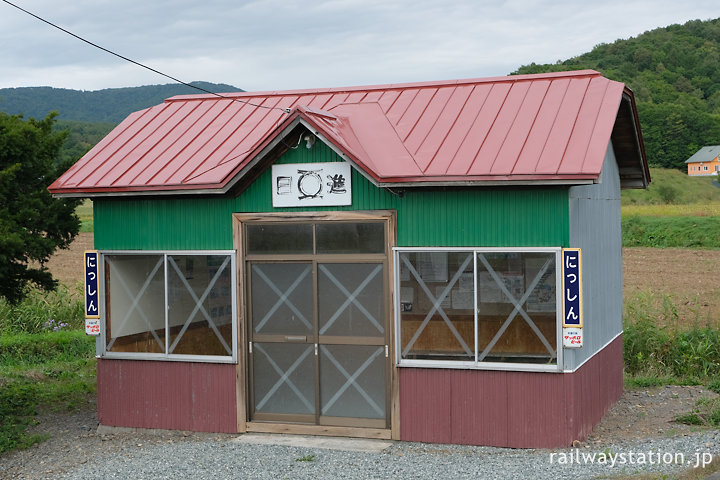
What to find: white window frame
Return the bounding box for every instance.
[98,250,238,364]
[393,247,563,373]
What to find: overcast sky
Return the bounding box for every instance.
[0,0,718,92]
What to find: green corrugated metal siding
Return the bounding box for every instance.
[94,142,569,250]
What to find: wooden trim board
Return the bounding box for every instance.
[246,422,391,440]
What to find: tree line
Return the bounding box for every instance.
[515,17,720,170]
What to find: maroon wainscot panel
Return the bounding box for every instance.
[97,359,237,433]
[399,335,623,448]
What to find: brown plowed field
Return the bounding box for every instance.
[46,235,720,325]
[623,247,720,326]
[46,232,94,287]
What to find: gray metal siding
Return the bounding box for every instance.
[565,141,623,371]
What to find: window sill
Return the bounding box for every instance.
[100,353,237,364]
[396,359,562,373]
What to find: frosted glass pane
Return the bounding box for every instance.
[316,223,384,254]
[251,263,313,335]
[167,255,233,356]
[246,224,313,254]
[320,345,385,419]
[253,343,315,415]
[318,263,384,337]
[105,255,165,353]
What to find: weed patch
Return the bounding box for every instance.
[624,293,720,383]
[0,331,96,454]
[0,285,84,334]
[676,397,720,427]
[0,330,95,369]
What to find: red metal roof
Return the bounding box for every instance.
[49,70,649,196]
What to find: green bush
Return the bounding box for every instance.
[656,184,679,204]
[0,284,84,334]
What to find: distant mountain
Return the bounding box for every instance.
[514,18,720,170]
[0,81,243,164]
[0,81,243,124]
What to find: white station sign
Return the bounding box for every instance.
[272,162,351,207]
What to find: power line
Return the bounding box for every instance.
[1,0,290,114]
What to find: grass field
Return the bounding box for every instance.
[622,203,720,217]
[622,216,720,248]
[622,167,720,206]
[76,199,93,233]
[620,168,720,248]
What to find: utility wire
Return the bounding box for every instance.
[1,0,291,113]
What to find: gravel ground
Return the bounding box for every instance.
[1,391,719,480]
[39,431,720,479]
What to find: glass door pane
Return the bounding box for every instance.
[318,263,385,337]
[253,342,315,415]
[251,263,313,336]
[319,344,385,419]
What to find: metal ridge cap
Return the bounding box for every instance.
[164,70,606,102]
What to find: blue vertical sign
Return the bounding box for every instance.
[562,248,582,328]
[84,251,100,319]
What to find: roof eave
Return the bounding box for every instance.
[622,88,650,188]
[375,177,597,188]
[50,184,228,198]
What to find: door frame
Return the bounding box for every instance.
[232,210,398,439]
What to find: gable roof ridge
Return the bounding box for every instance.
[164,70,604,103]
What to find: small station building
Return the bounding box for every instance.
[50,70,649,448]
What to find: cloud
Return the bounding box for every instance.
[0,0,718,91]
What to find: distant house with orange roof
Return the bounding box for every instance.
[686,146,720,176]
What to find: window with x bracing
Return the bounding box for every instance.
[103,252,236,361]
[396,248,559,368]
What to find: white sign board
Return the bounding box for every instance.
[272,162,351,207]
[85,318,100,336]
[563,327,583,348]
